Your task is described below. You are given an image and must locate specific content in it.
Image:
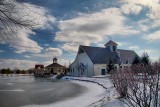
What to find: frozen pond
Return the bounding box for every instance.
[0,76,86,107]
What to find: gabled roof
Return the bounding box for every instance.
[45,63,65,68]
[80,45,136,64]
[104,40,118,46]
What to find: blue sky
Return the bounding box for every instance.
[0,0,160,70]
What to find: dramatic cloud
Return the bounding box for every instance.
[55,8,140,52]
[0,0,56,53]
[3,28,43,53]
[121,0,160,27]
[0,59,38,70]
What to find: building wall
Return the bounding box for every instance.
[70,52,94,77]
[94,64,107,75]
[94,64,123,75]
[34,69,44,77]
[46,67,65,74]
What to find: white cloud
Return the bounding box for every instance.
[0,59,38,70]
[5,0,56,29]
[61,43,79,53]
[121,0,160,27]
[97,43,105,47]
[121,3,142,15]
[55,8,140,52]
[31,47,62,58]
[137,19,151,32]
[0,0,56,53]
[143,30,160,41]
[150,56,160,62]
[24,55,31,58]
[128,46,159,62]
[117,42,128,46]
[3,28,43,53]
[46,47,62,56]
[129,46,140,50]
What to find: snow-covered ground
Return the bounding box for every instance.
[1,75,124,107]
[62,76,123,107]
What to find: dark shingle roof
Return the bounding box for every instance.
[45,63,65,68]
[118,49,137,64]
[80,45,136,64]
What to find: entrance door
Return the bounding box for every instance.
[101,69,106,75]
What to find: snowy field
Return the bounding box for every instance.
[62,76,123,107]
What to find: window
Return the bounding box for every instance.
[113,46,116,51]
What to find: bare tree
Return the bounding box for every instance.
[111,63,160,107]
[0,0,41,41]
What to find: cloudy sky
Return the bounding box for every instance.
[0,0,160,70]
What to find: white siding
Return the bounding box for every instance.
[94,64,121,75]
[70,52,94,77]
[94,64,107,75]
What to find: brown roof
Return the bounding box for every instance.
[104,40,118,46]
[45,63,65,68]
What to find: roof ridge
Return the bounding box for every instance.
[80,45,105,49]
[118,49,135,52]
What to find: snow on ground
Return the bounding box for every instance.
[62,76,123,107]
[18,75,125,107]
[23,81,106,107]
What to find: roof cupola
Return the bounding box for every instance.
[53,57,58,63]
[104,40,118,52]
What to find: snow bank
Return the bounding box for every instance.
[62,76,121,107]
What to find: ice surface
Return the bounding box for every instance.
[23,81,105,107]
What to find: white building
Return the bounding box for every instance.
[69,40,137,77]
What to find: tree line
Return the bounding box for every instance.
[0,68,33,75]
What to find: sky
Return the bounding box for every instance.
[0,0,160,70]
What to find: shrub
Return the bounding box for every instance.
[111,63,160,107]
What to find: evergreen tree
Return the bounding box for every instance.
[107,58,115,73]
[141,52,150,64]
[132,54,141,65]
